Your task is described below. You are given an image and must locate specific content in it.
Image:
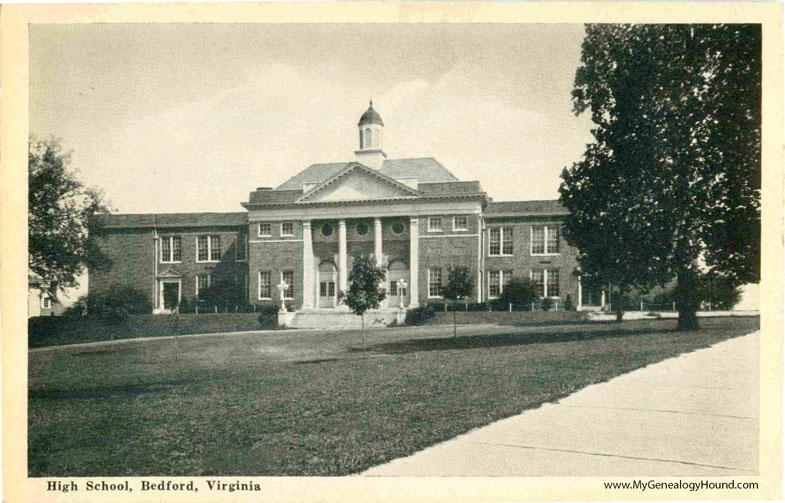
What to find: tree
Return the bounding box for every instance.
[560,25,760,330]
[29,137,111,293]
[342,254,387,356]
[499,277,538,310]
[443,266,473,339]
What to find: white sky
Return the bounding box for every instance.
[30,23,595,214]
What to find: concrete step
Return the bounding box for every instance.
[288,309,401,329]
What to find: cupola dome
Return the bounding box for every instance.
[358,100,384,126]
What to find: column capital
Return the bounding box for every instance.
[338,219,347,227]
[302,220,311,229]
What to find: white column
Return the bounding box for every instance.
[601,289,606,309]
[374,218,383,266]
[577,276,583,311]
[338,219,347,292]
[302,220,314,309]
[409,217,419,307]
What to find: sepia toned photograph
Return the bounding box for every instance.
[5,3,780,501]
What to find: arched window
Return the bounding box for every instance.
[373,130,380,147]
[364,128,372,149]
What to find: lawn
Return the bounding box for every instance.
[28,316,759,476]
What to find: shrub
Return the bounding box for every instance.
[564,295,574,311]
[257,304,279,328]
[86,285,152,321]
[499,277,538,309]
[541,297,552,311]
[405,305,436,326]
[63,295,87,317]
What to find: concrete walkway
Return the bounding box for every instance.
[363,331,759,477]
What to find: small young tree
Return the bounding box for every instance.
[343,254,387,356]
[443,266,474,339]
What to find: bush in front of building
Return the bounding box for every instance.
[499,277,538,310]
[404,305,437,325]
[564,295,574,311]
[541,297,552,311]
[257,304,279,328]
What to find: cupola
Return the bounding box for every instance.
[354,100,387,169]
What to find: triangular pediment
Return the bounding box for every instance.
[297,163,419,202]
[158,268,183,279]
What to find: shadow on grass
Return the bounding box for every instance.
[351,326,674,355]
[29,379,191,401]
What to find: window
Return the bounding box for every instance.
[488,271,501,298]
[320,282,335,297]
[196,274,211,299]
[41,296,52,309]
[428,267,443,297]
[236,235,247,261]
[532,225,560,255]
[258,222,271,237]
[488,270,514,299]
[210,236,221,261]
[281,270,294,299]
[364,128,371,148]
[488,227,513,256]
[389,281,407,297]
[259,271,272,299]
[428,217,443,232]
[453,216,469,231]
[531,269,560,298]
[160,236,181,263]
[281,222,294,237]
[321,223,333,237]
[391,221,405,235]
[197,235,221,262]
[355,222,369,236]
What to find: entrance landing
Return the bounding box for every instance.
[288,308,405,329]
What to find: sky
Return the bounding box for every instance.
[30,23,596,214]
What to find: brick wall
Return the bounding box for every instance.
[89,228,156,304]
[483,216,580,304]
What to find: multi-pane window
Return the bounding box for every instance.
[258,222,271,237]
[428,267,443,297]
[531,225,560,255]
[320,281,336,297]
[488,270,514,298]
[41,296,52,309]
[531,269,560,298]
[259,271,272,299]
[453,216,468,231]
[488,271,501,298]
[236,235,247,261]
[281,222,294,237]
[389,281,407,297]
[160,236,181,263]
[428,216,443,232]
[488,227,513,256]
[197,235,221,262]
[281,271,294,298]
[196,274,211,299]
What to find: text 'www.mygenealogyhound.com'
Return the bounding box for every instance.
[603,479,758,492]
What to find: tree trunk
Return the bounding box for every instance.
[453,300,457,339]
[361,314,366,357]
[675,267,700,331]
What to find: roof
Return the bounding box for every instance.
[484,200,568,216]
[99,212,248,229]
[358,102,384,126]
[275,157,459,190]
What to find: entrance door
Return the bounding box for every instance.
[318,262,337,308]
[388,260,410,307]
[162,282,180,311]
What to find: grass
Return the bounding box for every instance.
[28,316,759,476]
[427,309,588,326]
[28,313,272,348]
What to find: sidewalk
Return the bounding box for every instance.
[363,331,759,477]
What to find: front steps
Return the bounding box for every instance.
[287,308,405,329]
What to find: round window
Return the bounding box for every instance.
[356,222,369,236]
[321,223,334,237]
[391,221,405,235]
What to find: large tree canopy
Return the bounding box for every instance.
[559,24,760,329]
[29,137,111,291]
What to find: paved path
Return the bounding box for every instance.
[363,331,759,477]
